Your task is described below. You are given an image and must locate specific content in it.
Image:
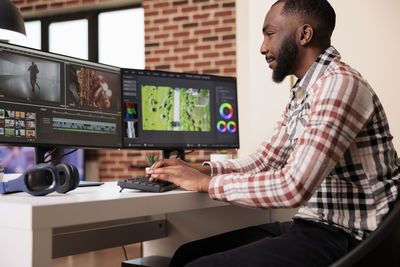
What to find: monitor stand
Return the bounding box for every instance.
[162,149,185,161]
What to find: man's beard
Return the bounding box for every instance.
[272,33,298,83]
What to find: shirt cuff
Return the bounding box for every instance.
[202,161,224,176]
[208,175,227,201]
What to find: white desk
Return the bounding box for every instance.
[0,182,268,267]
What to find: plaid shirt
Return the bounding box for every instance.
[206,47,400,240]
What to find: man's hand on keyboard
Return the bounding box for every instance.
[147,159,211,192]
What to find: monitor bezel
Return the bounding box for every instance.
[121,68,240,151]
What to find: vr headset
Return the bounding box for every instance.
[0,163,80,196]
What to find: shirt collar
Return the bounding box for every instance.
[292,46,340,94]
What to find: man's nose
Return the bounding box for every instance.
[260,38,268,55]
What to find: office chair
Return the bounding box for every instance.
[331,198,400,267]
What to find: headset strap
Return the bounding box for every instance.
[0,175,24,194]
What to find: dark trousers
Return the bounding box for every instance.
[169,219,360,267]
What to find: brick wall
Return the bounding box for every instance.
[13,0,237,181]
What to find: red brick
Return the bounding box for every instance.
[154,49,170,54]
[215,11,232,17]
[50,2,63,8]
[183,23,198,28]
[216,60,232,66]
[195,45,211,50]
[100,160,116,165]
[203,69,220,74]
[20,6,33,12]
[203,36,218,42]
[127,153,142,157]
[202,4,218,10]
[165,56,179,61]
[146,58,161,63]
[174,47,190,53]
[145,42,160,48]
[146,11,159,17]
[173,31,190,38]
[183,54,199,60]
[223,34,236,40]
[223,2,235,8]
[110,168,125,172]
[173,0,188,6]
[202,20,219,26]
[195,61,211,67]
[224,68,237,73]
[119,160,132,165]
[173,16,189,22]
[164,40,179,46]
[175,63,191,68]
[215,43,233,49]
[223,51,236,56]
[194,29,211,35]
[164,25,179,31]
[223,18,236,24]
[154,18,169,24]
[146,27,160,32]
[215,27,233,33]
[203,52,219,58]
[155,33,169,39]
[35,3,48,10]
[183,38,199,45]
[155,64,170,70]
[163,8,178,15]
[154,2,169,8]
[182,6,198,13]
[194,13,210,20]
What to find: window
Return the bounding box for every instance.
[98,8,144,68]
[17,5,144,68]
[49,19,89,60]
[10,20,41,49]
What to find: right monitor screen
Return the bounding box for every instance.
[122,69,239,150]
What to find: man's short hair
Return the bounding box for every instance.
[275,0,336,47]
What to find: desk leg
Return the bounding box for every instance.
[0,227,52,267]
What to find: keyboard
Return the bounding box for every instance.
[117,176,179,193]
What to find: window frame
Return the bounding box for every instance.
[26,4,141,63]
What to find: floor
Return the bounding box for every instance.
[52,243,141,267]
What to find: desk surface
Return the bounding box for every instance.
[0,182,227,230]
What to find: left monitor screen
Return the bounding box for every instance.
[0,43,122,148]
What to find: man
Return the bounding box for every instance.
[28,61,40,91]
[148,0,400,266]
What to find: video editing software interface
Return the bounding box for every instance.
[122,69,239,149]
[0,43,122,148]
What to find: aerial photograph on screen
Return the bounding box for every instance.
[0,51,61,103]
[142,85,210,132]
[67,65,120,112]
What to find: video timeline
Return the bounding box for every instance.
[52,118,117,134]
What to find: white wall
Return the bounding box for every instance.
[236,0,400,221]
[237,0,400,157]
[236,0,290,158]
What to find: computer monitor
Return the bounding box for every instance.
[121,69,239,158]
[0,42,122,163]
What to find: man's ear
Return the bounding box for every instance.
[297,24,313,46]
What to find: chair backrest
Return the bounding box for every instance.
[331,199,400,267]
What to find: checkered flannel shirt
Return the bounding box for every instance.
[206,46,400,240]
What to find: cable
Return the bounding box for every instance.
[43,148,78,164]
[42,147,57,162]
[122,245,128,260]
[185,150,195,155]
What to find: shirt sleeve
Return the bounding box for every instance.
[204,103,292,176]
[208,71,375,209]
